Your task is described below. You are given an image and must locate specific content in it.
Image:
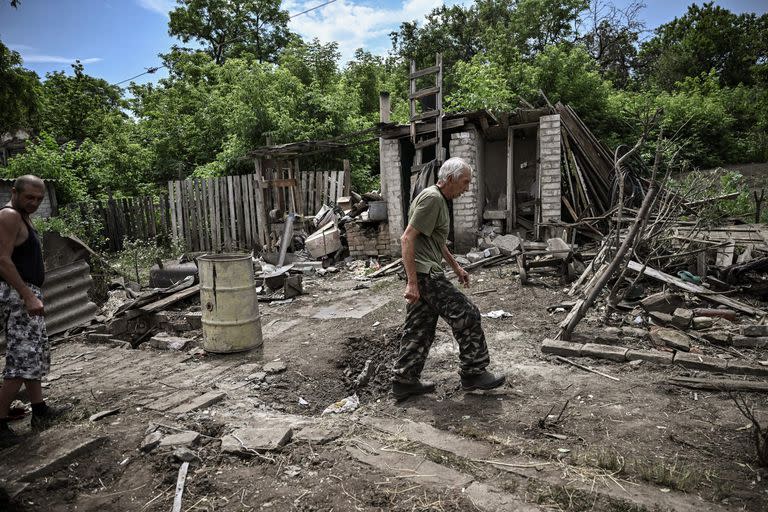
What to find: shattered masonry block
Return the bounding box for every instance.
[87,333,114,343]
[221,425,293,453]
[650,328,691,352]
[701,331,731,345]
[625,349,674,366]
[692,317,715,330]
[641,291,685,314]
[671,308,694,329]
[732,336,768,348]
[185,312,203,330]
[581,343,629,362]
[740,324,768,337]
[541,338,583,357]
[673,352,727,373]
[725,360,768,377]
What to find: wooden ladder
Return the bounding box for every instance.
[409,53,444,167]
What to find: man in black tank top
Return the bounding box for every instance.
[0,175,69,447]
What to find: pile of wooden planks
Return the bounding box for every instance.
[555,103,615,228]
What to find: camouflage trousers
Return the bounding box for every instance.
[0,282,50,380]
[392,271,490,383]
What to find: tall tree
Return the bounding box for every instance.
[40,61,125,142]
[577,0,644,88]
[168,0,292,64]
[0,39,40,133]
[637,2,768,89]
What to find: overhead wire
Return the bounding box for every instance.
[110,0,338,87]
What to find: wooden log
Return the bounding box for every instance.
[627,260,765,316]
[369,258,403,278]
[171,462,190,512]
[666,377,768,393]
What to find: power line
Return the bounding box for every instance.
[289,0,338,19]
[112,65,165,86]
[110,0,338,86]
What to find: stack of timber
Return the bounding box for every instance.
[555,102,615,231]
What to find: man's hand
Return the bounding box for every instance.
[456,268,470,288]
[24,294,44,316]
[404,281,420,304]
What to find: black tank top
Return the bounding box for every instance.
[0,206,45,287]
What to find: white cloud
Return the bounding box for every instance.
[21,55,102,65]
[136,0,175,17]
[8,43,35,51]
[288,0,443,63]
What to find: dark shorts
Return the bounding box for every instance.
[1,282,50,380]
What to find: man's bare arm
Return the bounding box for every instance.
[441,244,470,287]
[0,210,44,315]
[400,225,421,304]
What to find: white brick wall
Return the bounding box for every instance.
[381,139,403,256]
[347,221,391,258]
[538,114,562,237]
[449,128,480,252]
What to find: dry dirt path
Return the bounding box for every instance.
[1,264,766,511]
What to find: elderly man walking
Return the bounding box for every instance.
[0,175,69,446]
[392,157,505,400]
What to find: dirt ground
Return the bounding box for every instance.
[2,262,768,511]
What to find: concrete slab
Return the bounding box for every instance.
[541,339,583,358]
[168,391,227,415]
[146,389,199,412]
[625,349,674,366]
[311,294,387,319]
[732,335,768,348]
[159,431,200,448]
[346,441,473,489]
[465,482,543,512]
[221,425,293,453]
[294,425,340,445]
[18,436,107,482]
[581,343,629,362]
[359,417,493,459]
[673,352,728,373]
[725,361,768,377]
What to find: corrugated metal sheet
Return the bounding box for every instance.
[43,260,98,336]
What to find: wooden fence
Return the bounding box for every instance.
[167,160,350,252]
[87,195,173,252]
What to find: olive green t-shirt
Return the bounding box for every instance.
[408,185,449,274]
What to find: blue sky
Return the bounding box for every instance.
[1,0,766,87]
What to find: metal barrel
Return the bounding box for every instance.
[198,253,262,354]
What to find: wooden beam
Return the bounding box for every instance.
[409,65,440,79]
[409,86,440,100]
[506,126,516,231]
[626,260,765,316]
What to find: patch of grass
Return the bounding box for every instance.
[526,480,648,512]
[631,456,701,492]
[579,448,626,474]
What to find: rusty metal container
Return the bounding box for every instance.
[198,253,262,355]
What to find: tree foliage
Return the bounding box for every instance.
[2,0,768,209]
[168,0,292,64]
[0,40,40,133]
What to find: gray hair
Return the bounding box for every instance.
[438,157,472,182]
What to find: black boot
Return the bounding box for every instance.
[31,402,73,431]
[392,380,436,401]
[461,371,506,391]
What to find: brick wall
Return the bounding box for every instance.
[381,139,404,256]
[538,115,561,238]
[449,127,481,252]
[347,221,391,258]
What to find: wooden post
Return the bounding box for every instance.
[343,159,351,196]
[379,91,390,197]
[754,189,765,224]
[506,126,516,233]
